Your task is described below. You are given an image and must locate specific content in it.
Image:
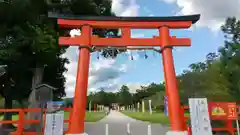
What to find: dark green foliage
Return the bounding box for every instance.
[0,0,118,125]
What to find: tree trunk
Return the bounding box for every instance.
[24,65,44,131]
[3,98,12,121]
[31,67,44,88]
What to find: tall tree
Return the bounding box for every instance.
[218,17,240,101]
[118,85,133,106]
[0,0,118,126]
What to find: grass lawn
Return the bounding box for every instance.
[0,111,107,122]
[64,111,107,122]
[122,111,190,125]
[85,112,107,122]
[122,111,170,125]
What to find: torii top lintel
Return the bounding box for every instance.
[48,12,200,47]
[49,12,200,29]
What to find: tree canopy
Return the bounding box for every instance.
[0,0,119,125]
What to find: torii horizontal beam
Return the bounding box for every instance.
[48,12,200,29]
[59,36,190,47]
[48,12,200,47]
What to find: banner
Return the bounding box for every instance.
[208,102,237,120]
[164,96,168,116]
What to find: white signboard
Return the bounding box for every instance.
[44,101,65,135]
[189,98,212,135]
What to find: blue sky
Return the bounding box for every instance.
[64,0,239,97]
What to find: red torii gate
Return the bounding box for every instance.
[49,12,200,135]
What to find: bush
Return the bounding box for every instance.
[153,105,164,113]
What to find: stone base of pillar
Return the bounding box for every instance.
[165,131,188,135]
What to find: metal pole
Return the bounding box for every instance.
[127,123,130,135]
[148,125,152,135]
[236,118,240,135]
[105,124,109,135]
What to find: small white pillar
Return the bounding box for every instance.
[89,101,91,112]
[137,102,140,112]
[148,100,152,114]
[142,100,145,113]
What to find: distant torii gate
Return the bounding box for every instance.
[49,12,200,135]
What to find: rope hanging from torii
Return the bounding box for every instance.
[74,42,175,61]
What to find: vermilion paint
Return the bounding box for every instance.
[56,17,198,134]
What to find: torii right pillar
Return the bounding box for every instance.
[160,26,187,135]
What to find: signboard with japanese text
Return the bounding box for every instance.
[44,101,65,135]
[208,102,237,120]
[189,98,213,135]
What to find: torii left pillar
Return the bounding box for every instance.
[68,25,92,135]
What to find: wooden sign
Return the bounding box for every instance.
[208,102,237,120]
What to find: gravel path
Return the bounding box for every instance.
[84,110,169,135]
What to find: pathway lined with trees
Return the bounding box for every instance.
[84,110,169,135]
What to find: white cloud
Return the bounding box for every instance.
[97,79,120,92]
[63,48,149,97]
[161,0,240,31]
[161,0,176,4]
[64,55,128,97]
[89,58,128,86]
[111,0,140,16]
[96,81,150,93]
[69,29,81,37]
[126,83,149,93]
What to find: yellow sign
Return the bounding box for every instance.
[212,107,226,116]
